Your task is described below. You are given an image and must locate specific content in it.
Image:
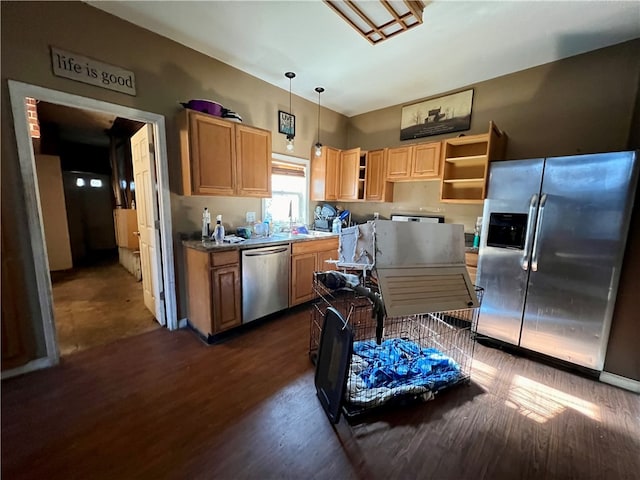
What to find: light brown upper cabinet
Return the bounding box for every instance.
[179,109,272,197]
[365,149,393,202]
[440,121,507,203]
[412,142,441,179]
[386,146,412,180]
[235,124,272,197]
[338,147,363,201]
[311,146,392,202]
[386,141,441,181]
[310,146,340,201]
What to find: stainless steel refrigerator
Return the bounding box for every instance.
[476,151,638,370]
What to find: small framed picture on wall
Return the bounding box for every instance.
[278,110,295,136]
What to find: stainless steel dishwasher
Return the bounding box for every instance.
[241,244,291,323]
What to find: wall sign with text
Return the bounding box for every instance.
[50,47,136,96]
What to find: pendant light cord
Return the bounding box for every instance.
[284,72,296,150]
[315,87,324,146]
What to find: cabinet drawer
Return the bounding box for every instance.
[210,250,239,267]
[292,238,339,255]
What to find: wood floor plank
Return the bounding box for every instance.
[2,306,639,480]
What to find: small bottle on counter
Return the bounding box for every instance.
[473,216,482,248]
[332,217,342,234]
[202,208,211,239]
[213,214,225,245]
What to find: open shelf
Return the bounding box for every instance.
[440,121,507,203]
[443,178,485,184]
[444,155,487,165]
[441,181,485,202]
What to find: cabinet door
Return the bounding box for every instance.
[365,149,393,202]
[189,112,236,196]
[325,147,340,201]
[411,142,441,179]
[311,147,328,201]
[338,148,361,200]
[236,124,272,197]
[185,248,214,336]
[290,253,317,306]
[211,265,242,332]
[310,146,340,201]
[386,146,412,180]
[317,249,338,273]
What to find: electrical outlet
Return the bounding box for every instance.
[246,211,256,223]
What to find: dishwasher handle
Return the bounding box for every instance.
[243,247,289,257]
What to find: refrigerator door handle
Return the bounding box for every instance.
[521,194,539,270]
[531,193,548,272]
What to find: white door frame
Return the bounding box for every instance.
[7,80,178,372]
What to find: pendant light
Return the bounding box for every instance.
[285,71,295,151]
[314,87,324,157]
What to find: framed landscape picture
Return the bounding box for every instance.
[400,89,474,141]
[278,110,295,136]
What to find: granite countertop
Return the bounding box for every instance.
[183,231,339,252]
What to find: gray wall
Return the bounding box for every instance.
[343,39,640,231]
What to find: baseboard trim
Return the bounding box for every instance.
[178,318,188,329]
[600,371,640,393]
[1,356,57,380]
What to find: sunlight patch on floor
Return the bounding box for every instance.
[505,374,602,424]
[471,359,497,389]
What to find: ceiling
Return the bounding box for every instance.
[90,1,639,117]
[37,101,143,146]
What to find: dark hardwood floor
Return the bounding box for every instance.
[2,306,639,480]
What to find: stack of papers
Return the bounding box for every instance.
[223,235,244,244]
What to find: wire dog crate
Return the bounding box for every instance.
[310,272,483,417]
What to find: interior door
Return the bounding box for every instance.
[130,124,165,324]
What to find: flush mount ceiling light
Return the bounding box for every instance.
[325,0,427,45]
[314,87,325,157]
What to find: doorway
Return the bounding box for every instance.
[35,101,160,356]
[7,81,177,372]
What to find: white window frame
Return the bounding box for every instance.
[262,152,310,226]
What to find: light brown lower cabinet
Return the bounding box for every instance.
[465,251,478,285]
[290,238,339,306]
[186,248,242,337]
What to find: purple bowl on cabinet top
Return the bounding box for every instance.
[180,99,223,117]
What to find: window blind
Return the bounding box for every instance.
[272,160,305,178]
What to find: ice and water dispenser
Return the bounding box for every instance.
[486,213,528,250]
